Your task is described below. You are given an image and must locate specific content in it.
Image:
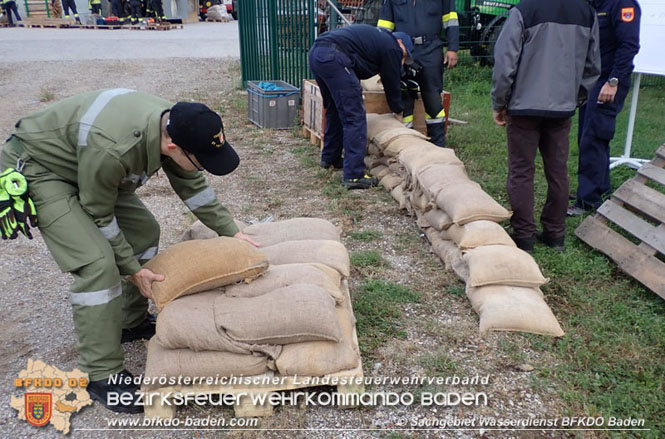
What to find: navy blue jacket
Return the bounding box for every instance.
[315,24,404,114]
[591,0,641,82]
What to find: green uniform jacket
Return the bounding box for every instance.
[12,88,239,275]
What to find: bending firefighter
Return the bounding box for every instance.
[0,89,258,413]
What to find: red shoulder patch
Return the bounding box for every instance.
[621,7,635,22]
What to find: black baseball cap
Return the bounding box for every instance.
[167,102,240,176]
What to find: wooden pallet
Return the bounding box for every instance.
[143,281,364,419]
[205,17,231,22]
[302,125,324,150]
[20,18,75,28]
[576,144,665,300]
[122,23,183,30]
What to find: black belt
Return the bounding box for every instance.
[411,33,440,45]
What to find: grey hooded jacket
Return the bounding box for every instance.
[491,0,601,118]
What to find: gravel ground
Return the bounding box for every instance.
[1,58,569,439]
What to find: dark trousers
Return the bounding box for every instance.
[109,0,123,17]
[129,0,142,20]
[90,3,102,14]
[61,0,78,16]
[3,1,21,24]
[506,115,571,238]
[309,43,367,180]
[404,42,446,147]
[576,79,630,209]
[150,0,164,17]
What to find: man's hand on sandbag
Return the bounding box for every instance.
[234,231,260,247]
[128,268,165,301]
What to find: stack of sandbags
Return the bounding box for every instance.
[364,113,564,337]
[143,218,361,388]
[360,75,384,92]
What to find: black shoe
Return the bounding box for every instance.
[510,234,535,253]
[121,315,156,343]
[536,231,565,252]
[342,174,379,190]
[566,204,589,217]
[87,370,144,414]
[320,157,343,169]
[569,192,576,201]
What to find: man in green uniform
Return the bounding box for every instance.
[0,89,258,413]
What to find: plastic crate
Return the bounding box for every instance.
[247,81,300,129]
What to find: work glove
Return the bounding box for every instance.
[1,168,37,239]
[0,185,19,240]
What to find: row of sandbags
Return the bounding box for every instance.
[365,113,564,337]
[142,218,362,388]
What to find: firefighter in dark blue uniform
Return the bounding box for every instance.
[377,0,459,147]
[309,24,413,189]
[569,0,641,215]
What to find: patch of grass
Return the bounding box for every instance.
[447,284,466,298]
[350,250,385,268]
[348,230,382,241]
[421,350,460,376]
[353,280,421,357]
[289,145,319,169]
[39,87,55,103]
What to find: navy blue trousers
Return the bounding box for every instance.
[309,43,367,180]
[576,78,630,209]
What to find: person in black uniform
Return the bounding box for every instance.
[61,0,81,22]
[378,0,459,147]
[568,0,641,215]
[308,24,413,189]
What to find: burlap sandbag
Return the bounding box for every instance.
[391,185,408,210]
[388,162,404,175]
[380,173,402,191]
[180,219,247,241]
[275,301,359,376]
[467,285,564,336]
[367,113,404,140]
[374,127,428,150]
[370,165,390,179]
[225,263,344,304]
[399,145,463,176]
[423,208,453,231]
[435,181,512,225]
[409,189,431,211]
[384,136,432,158]
[424,228,469,281]
[260,239,350,277]
[464,245,548,288]
[143,338,269,389]
[155,291,282,358]
[361,75,384,91]
[446,221,516,250]
[415,163,469,201]
[215,285,342,344]
[145,237,269,311]
[367,142,381,156]
[242,218,340,247]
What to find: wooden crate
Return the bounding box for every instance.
[575,144,665,300]
[301,78,452,148]
[143,280,365,419]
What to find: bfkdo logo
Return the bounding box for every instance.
[25,393,52,427]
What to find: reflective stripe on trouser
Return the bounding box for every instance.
[0,142,159,381]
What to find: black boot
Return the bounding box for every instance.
[121,314,156,343]
[87,370,144,414]
[536,231,565,252]
[426,121,446,147]
[510,233,536,253]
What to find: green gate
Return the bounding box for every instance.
[238,0,319,88]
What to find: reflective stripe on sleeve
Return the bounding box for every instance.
[184,187,216,211]
[425,109,446,124]
[443,18,459,28]
[377,19,395,31]
[98,217,121,240]
[135,246,158,261]
[78,89,135,147]
[442,11,458,23]
[71,283,122,306]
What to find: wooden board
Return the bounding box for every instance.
[143,281,364,419]
[575,143,665,300]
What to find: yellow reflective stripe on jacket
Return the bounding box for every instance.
[377,19,395,31]
[442,11,459,28]
[402,114,414,123]
[425,109,446,123]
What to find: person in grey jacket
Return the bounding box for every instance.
[491,0,601,252]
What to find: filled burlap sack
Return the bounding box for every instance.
[409,189,431,211]
[260,239,350,277]
[399,145,463,175]
[446,221,516,250]
[374,127,428,150]
[361,75,384,91]
[435,181,512,225]
[464,245,548,288]
[466,285,564,336]
[367,113,404,140]
[391,185,408,210]
[225,263,344,304]
[423,208,453,231]
[384,136,432,158]
[367,142,381,156]
[242,218,340,247]
[416,164,469,201]
[380,173,402,191]
[207,4,230,20]
[155,291,282,358]
[180,219,247,241]
[424,228,469,281]
[143,337,270,389]
[370,165,390,180]
[145,237,269,311]
[215,285,342,344]
[275,301,359,376]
